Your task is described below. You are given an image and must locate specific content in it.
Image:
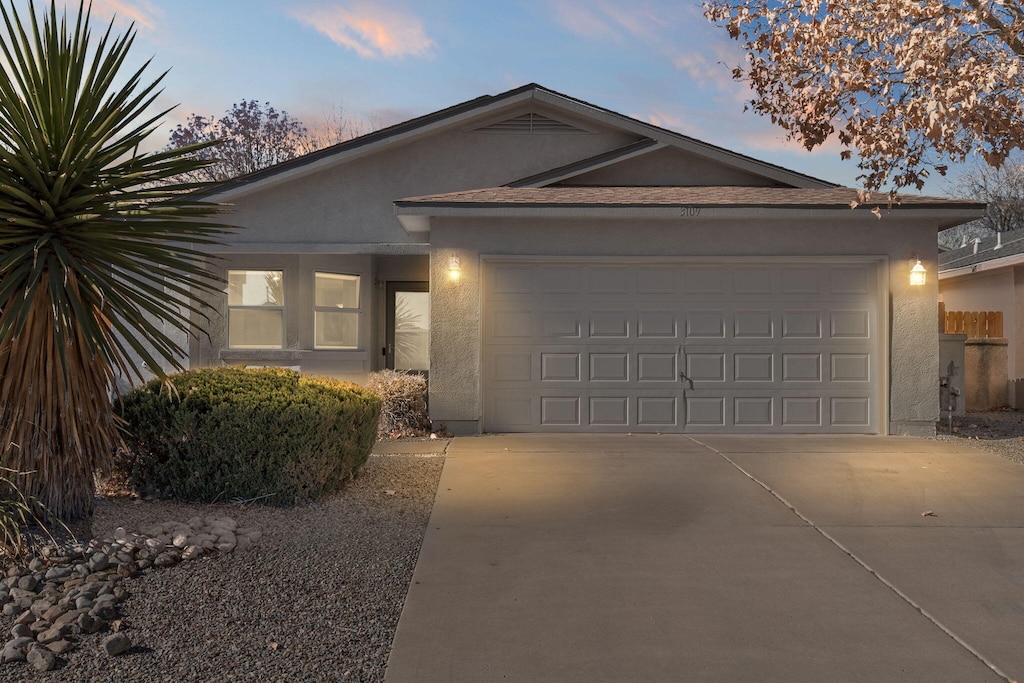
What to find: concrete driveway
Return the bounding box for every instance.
[383,435,1024,682]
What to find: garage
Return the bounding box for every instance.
[482,258,884,433]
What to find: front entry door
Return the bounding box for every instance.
[385,282,430,374]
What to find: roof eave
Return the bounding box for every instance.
[201,87,542,202]
[395,203,983,224]
[940,250,1024,278]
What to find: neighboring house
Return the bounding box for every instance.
[193,83,982,435]
[939,231,1024,405]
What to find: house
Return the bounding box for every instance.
[192,83,983,435]
[939,231,1024,407]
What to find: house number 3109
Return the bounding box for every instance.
[680,207,701,217]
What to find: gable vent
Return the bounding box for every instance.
[475,113,587,134]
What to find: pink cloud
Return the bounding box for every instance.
[89,0,162,32]
[290,3,434,59]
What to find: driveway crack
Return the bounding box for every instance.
[686,435,1014,683]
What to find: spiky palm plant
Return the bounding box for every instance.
[0,1,230,520]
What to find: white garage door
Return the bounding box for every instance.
[482,259,883,433]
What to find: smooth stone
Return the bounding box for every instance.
[27,645,56,671]
[45,639,74,654]
[9,624,31,639]
[36,626,64,645]
[101,632,130,656]
[42,605,65,624]
[88,553,109,571]
[13,611,35,626]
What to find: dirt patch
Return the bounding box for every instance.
[932,409,1024,465]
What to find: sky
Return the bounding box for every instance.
[30,0,977,195]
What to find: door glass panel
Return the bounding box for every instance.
[395,291,430,371]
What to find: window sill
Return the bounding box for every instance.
[219,349,369,362]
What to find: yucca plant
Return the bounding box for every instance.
[0,1,230,520]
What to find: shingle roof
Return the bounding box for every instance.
[396,186,983,210]
[939,231,1024,271]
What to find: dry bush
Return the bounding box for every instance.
[365,370,431,440]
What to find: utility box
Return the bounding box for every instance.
[939,333,966,417]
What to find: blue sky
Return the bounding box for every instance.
[44,0,972,195]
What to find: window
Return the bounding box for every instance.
[227,270,284,348]
[314,272,360,349]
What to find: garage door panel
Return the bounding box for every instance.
[589,353,629,381]
[488,307,533,338]
[830,265,873,294]
[538,265,582,294]
[733,267,775,295]
[637,310,678,338]
[685,311,726,338]
[637,353,677,382]
[734,310,774,338]
[540,353,580,382]
[781,267,824,294]
[782,310,824,338]
[734,397,774,426]
[589,311,630,338]
[541,310,582,338]
[830,310,871,338]
[540,397,581,426]
[589,397,629,426]
[483,259,880,434]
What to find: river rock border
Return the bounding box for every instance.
[1,515,261,672]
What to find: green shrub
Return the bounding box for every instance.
[113,367,381,505]
[365,370,430,439]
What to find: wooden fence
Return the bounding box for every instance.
[939,302,1004,338]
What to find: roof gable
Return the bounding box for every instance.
[202,83,836,201]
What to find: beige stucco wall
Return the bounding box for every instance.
[192,253,374,383]
[428,215,940,435]
[215,104,642,248]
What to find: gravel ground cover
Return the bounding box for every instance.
[930,409,1024,465]
[0,450,445,682]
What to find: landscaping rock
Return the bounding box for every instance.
[36,626,65,645]
[27,644,57,671]
[101,632,131,656]
[0,513,262,675]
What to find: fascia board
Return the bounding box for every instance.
[394,204,983,223]
[939,252,1024,279]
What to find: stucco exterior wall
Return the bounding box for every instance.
[429,216,940,435]
[191,252,379,383]
[216,106,642,248]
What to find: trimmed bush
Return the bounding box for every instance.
[365,370,430,440]
[113,367,381,505]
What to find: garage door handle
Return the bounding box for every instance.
[679,371,694,391]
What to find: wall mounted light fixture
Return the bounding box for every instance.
[909,258,926,286]
[448,255,462,282]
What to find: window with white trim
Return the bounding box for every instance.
[227,270,284,349]
[314,272,360,349]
